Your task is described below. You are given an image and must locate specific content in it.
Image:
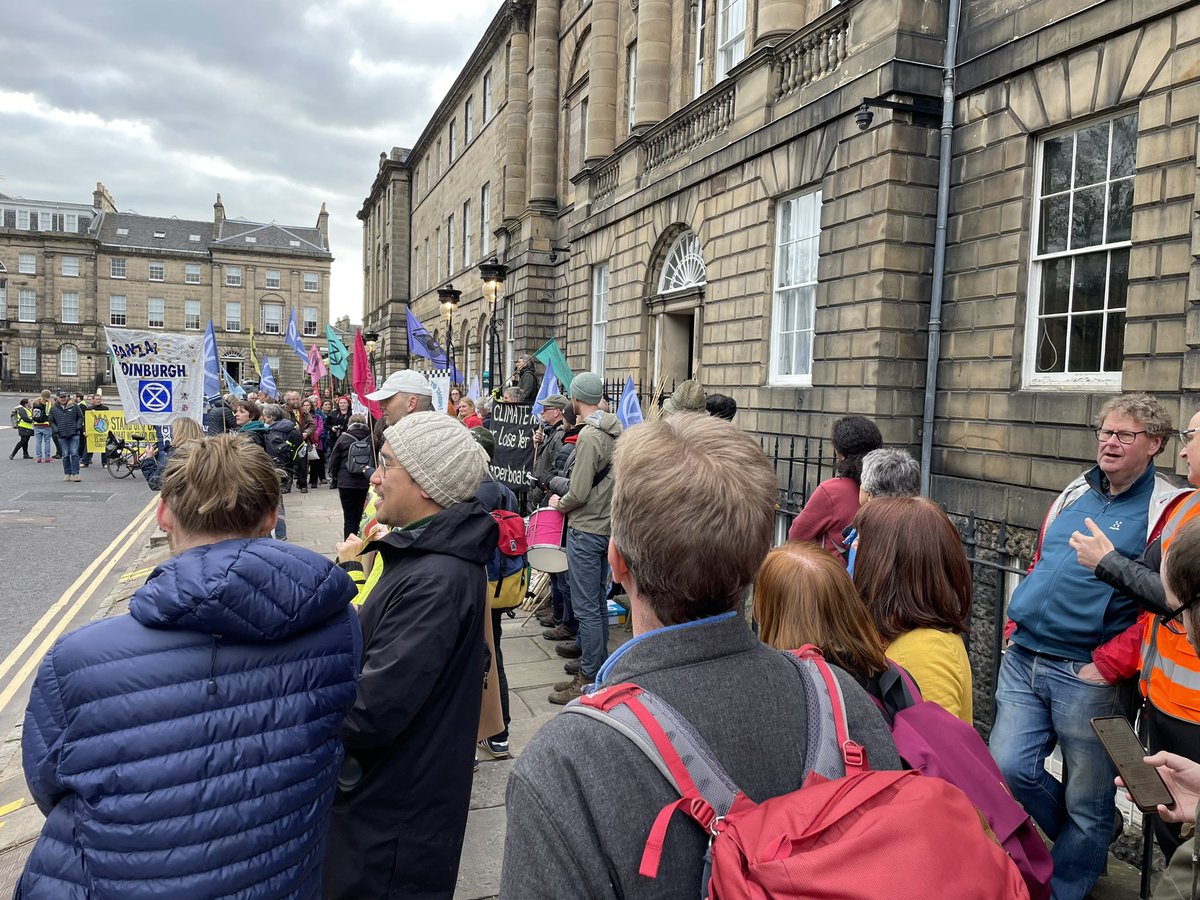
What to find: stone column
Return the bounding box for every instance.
[586,0,618,164]
[634,0,670,126]
[529,0,560,206]
[504,4,531,221]
[756,0,805,47]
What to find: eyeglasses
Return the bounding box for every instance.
[1179,428,1199,445]
[1093,427,1148,444]
[376,455,391,475]
[1163,601,1196,636]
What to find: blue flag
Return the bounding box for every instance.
[406,307,461,381]
[532,358,559,416]
[284,309,308,364]
[223,367,246,399]
[617,374,644,428]
[203,320,221,401]
[259,356,277,400]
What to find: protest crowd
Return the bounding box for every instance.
[12,343,1200,900]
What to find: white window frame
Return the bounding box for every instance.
[449,120,457,163]
[592,263,610,375]
[462,200,472,269]
[110,295,127,326]
[262,303,283,335]
[61,256,79,277]
[185,263,201,284]
[226,301,242,332]
[627,43,638,130]
[64,213,77,233]
[480,184,491,257]
[19,346,37,375]
[265,269,281,289]
[61,291,80,324]
[693,0,706,98]
[303,272,319,292]
[59,345,78,377]
[447,215,455,277]
[148,261,165,282]
[715,0,746,82]
[1023,111,1137,390]
[769,190,822,387]
[148,297,165,329]
[184,299,201,331]
[483,70,493,121]
[17,210,29,230]
[0,276,6,310]
[38,212,51,231]
[465,97,474,143]
[225,266,242,287]
[110,258,126,279]
[18,289,36,322]
[303,306,318,337]
[19,253,35,275]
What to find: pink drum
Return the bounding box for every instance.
[526,507,568,572]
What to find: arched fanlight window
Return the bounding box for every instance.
[60,344,79,376]
[0,260,7,272]
[658,230,707,293]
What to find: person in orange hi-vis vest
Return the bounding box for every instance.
[1071,406,1200,862]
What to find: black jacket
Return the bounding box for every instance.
[1095,538,1169,616]
[48,402,83,438]
[515,363,538,402]
[328,422,372,491]
[264,419,298,468]
[325,500,498,900]
[325,410,350,449]
[530,421,564,507]
[204,402,237,435]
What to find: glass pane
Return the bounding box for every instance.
[1108,249,1129,311]
[1106,179,1133,243]
[776,243,793,289]
[1041,257,1071,315]
[780,290,796,331]
[779,331,794,375]
[1068,313,1103,372]
[1037,316,1067,373]
[1111,114,1138,178]
[1074,122,1110,187]
[1070,185,1106,249]
[1042,135,1072,194]
[778,197,794,242]
[1071,252,1107,313]
[797,328,812,376]
[1104,311,1126,372]
[796,285,815,332]
[1039,196,1069,253]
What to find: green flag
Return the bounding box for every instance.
[534,339,573,390]
[326,324,350,379]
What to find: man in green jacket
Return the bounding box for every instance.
[547,372,622,704]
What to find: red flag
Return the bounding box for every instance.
[352,329,382,420]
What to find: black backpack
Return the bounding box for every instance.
[346,436,373,476]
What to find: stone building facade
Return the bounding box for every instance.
[361,0,1200,722]
[1,183,333,394]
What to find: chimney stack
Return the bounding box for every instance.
[93,182,116,213]
[316,202,329,247]
[213,193,225,238]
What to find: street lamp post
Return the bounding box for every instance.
[437,283,462,385]
[477,256,509,396]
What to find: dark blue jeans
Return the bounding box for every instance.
[566,528,610,680]
[550,571,575,632]
[990,644,1121,900]
[59,434,80,475]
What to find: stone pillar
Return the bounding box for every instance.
[586,0,618,164]
[634,0,670,127]
[756,0,805,47]
[504,4,531,221]
[529,0,560,206]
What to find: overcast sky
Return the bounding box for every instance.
[0,0,500,323]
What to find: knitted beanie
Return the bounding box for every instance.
[570,372,604,405]
[383,411,489,508]
[664,379,706,414]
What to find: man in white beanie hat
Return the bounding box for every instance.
[326,411,497,900]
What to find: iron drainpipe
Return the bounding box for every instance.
[919,0,963,497]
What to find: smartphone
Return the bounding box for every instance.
[1090,716,1176,813]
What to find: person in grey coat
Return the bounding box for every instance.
[500,413,901,899]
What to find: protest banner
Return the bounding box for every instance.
[84,411,158,453]
[489,401,537,494]
[430,374,451,414]
[105,327,205,426]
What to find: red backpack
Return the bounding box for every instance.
[569,646,1029,900]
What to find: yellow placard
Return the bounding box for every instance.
[85,411,157,453]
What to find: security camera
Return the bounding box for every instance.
[855,103,873,131]
[549,250,558,264]
[549,245,569,264]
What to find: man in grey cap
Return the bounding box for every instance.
[547,372,623,704]
[530,393,568,509]
[326,411,496,899]
[366,369,434,426]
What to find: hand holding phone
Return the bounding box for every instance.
[1118,751,1200,824]
[1092,717,1176,814]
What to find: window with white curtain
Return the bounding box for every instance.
[770,191,822,385]
[59,345,78,376]
[591,264,610,376]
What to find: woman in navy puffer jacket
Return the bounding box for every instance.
[17,433,362,899]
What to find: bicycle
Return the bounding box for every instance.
[105,438,145,479]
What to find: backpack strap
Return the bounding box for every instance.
[866,661,922,722]
[781,646,867,777]
[566,683,740,879]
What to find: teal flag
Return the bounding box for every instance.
[326,324,350,379]
[534,339,573,390]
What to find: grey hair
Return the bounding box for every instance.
[261,403,286,423]
[1095,393,1173,456]
[860,448,921,498]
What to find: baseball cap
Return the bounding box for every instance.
[366,369,433,401]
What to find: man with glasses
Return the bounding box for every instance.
[991,393,1189,900]
[1068,404,1200,863]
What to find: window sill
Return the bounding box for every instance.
[1023,374,1122,392]
[769,375,812,389]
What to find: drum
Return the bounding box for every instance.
[526,507,568,572]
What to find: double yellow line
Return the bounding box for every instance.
[0,496,160,712]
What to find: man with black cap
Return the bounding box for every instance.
[547,372,623,704]
[326,411,496,900]
[49,391,84,482]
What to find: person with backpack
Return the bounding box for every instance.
[328,414,375,540]
[10,399,34,460]
[501,415,926,899]
[262,403,299,541]
[30,394,53,463]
